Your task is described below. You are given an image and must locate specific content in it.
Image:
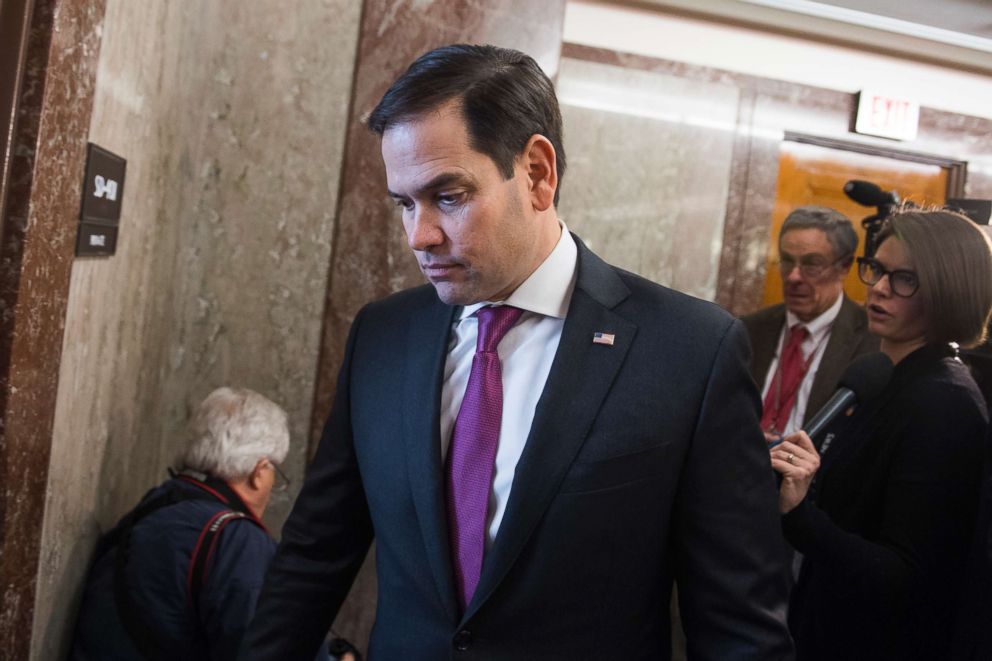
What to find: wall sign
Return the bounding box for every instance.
[854,90,919,141]
[76,143,126,257]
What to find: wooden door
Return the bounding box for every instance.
[764,140,950,306]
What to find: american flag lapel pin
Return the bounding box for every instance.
[592,332,615,346]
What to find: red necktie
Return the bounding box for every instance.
[446,305,523,610]
[760,324,809,434]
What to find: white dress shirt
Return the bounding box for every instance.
[440,223,578,549]
[759,293,844,435]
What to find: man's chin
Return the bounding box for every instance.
[786,303,821,323]
[430,282,481,307]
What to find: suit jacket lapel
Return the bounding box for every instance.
[805,296,862,422]
[749,306,784,386]
[402,295,460,621]
[465,240,636,620]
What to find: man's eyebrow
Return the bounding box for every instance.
[387,172,471,199]
[779,250,827,261]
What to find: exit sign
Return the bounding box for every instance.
[854,91,919,141]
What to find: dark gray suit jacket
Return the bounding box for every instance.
[243,238,794,660]
[742,296,879,427]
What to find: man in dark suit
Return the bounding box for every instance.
[743,207,878,440]
[243,44,792,660]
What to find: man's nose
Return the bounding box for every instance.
[405,207,444,251]
[784,263,804,282]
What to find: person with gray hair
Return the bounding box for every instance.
[743,205,878,441]
[183,386,291,509]
[70,387,338,661]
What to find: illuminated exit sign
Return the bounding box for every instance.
[854,90,919,141]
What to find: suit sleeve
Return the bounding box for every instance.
[240,307,375,659]
[674,318,795,660]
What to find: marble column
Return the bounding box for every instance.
[32,2,362,659]
[0,0,106,657]
[312,0,567,647]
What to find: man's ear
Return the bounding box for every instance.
[248,458,268,490]
[520,134,557,212]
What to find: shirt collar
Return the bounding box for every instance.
[785,292,844,339]
[459,220,578,321]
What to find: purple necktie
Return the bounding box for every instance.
[446,304,523,609]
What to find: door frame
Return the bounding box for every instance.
[784,131,968,197]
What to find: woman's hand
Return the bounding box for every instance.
[769,431,821,514]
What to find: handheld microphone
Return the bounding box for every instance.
[803,352,894,441]
[843,180,900,208]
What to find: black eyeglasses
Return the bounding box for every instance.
[856,257,920,297]
[776,255,845,279]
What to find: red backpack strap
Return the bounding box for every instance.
[186,509,254,611]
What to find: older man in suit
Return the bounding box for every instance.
[743,206,878,440]
[243,44,792,660]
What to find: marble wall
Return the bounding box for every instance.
[31,1,361,658]
[557,57,739,300]
[560,44,992,318]
[17,2,990,657]
[0,1,106,657]
[722,77,992,315]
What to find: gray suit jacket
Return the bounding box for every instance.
[742,296,879,426]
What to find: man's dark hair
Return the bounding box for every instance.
[368,44,566,206]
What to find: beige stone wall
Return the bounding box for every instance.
[557,57,739,302]
[32,2,361,658]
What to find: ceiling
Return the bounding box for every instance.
[636,0,992,72]
[818,0,992,41]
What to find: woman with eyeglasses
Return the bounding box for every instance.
[769,209,992,661]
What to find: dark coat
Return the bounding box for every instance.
[70,477,278,661]
[243,237,794,660]
[951,346,992,661]
[953,446,992,661]
[782,344,987,661]
[742,296,879,427]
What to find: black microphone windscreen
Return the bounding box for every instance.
[838,352,894,402]
[844,180,892,207]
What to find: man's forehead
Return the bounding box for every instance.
[381,122,466,162]
[386,170,474,198]
[780,228,833,255]
[381,100,465,143]
[380,108,476,166]
[380,115,498,195]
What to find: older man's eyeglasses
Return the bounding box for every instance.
[776,255,843,280]
[856,257,920,297]
[267,460,291,493]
